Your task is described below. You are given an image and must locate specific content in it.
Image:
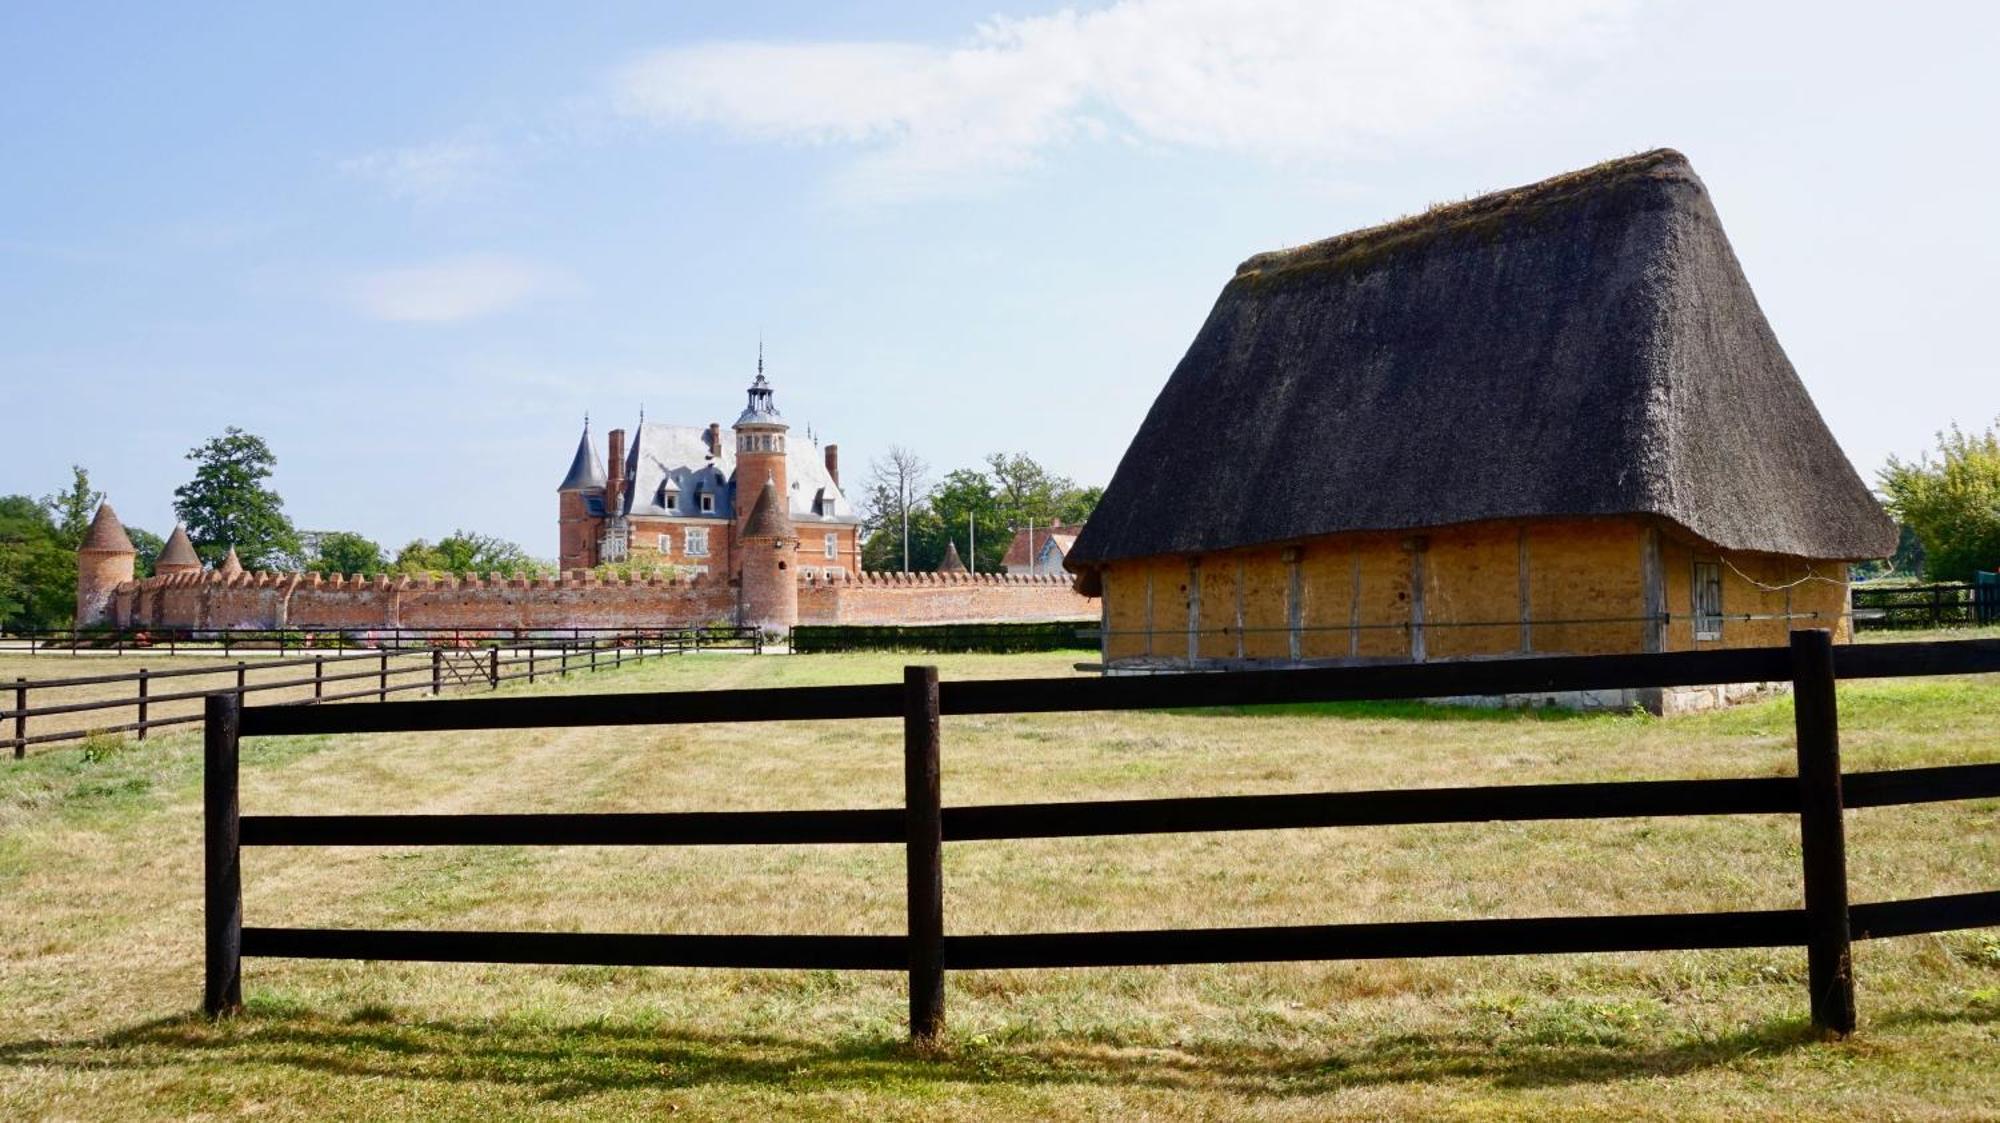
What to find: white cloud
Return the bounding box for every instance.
[611,0,1633,199]
[348,255,566,323]
[338,139,500,202]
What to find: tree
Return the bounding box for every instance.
[392,530,540,577]
[929,468,1009,573]
[173,427,301,569]
[127,527,165,579]
[41,465,102,549]
[1878,418,2000,582]
[984,452,1073,530]
[861,446,931,572]
[0,495,74,630]
[1056,485,1103,527]
[304,531,387,576]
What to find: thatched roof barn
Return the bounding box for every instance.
[1069,150,1893,706]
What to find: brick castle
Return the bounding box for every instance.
[76,370,1094,634]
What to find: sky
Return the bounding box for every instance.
[3,1,1996,561]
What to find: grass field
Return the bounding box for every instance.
[1,649,1997,1120]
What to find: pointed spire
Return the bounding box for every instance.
[937,540,967,574]
[218,546,244,577]
[741,473,794,539]
[79,502,136,554]
[157,523,201,575]
[557,419,608,492]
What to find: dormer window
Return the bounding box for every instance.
[664,491,678,512]
[699,492,715,514]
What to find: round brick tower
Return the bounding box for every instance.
[731,360,790,579]
[737,475,799,634]
[75,502,137,627]
[155,523,202,577]
[556,418,608,571]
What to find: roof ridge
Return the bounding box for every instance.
[1235,148,1692,285]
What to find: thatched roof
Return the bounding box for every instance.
[79,503,135,553]
[1069,149,1895,570]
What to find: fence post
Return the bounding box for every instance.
[560,644,569,678]
[314,656,324,701]
[590,643,597,673]
[1791,628,1855,1037]
[379,652,390,701]
[431,650,442,695]
[203,692,243,1016]
[235,661,246,697]
[137,668,150,742]
[903,665,945,1043]
[489,647,500,689]
[12,678,25,759]
[528,646,537,684]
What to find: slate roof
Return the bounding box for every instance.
[620,422,860,525]
[557,427,607,492]
[1068,149,1896,570]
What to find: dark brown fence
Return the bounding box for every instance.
[0,624,763,656]
[1851,580,2000,629]
[203,632,2000,1040]
[6,628,758,758]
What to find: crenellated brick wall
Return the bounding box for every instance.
[105,567,1093,633]
[797,570,1093,625]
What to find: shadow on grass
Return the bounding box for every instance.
[0,1006,1835,1102]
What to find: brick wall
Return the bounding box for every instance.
[796,571,1094,625]
[105,567,1094,632]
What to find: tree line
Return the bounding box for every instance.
[858,448,1101,573]
[0,427,543,631]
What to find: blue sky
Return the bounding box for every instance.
[4,1,1996,559]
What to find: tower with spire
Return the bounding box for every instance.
[556,415,609,570]
[549,344,861,625]
[75,502,137,627]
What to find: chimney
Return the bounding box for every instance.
[824,444,840,486]
[706,422,722,459]
[606,428,627,514]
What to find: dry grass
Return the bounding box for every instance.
[1,650,1996,1120]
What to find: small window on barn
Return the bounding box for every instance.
[1693,561,1723,641]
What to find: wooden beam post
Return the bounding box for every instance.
[903,665,945,1043]
[431,649,442,696]
[13,678,26,759]
[1791,628,1856,1036]
[136,668,149,741]
[204,692,243,1016]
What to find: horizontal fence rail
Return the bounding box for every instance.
[7,628,760,757]
[204,633,2000,1042]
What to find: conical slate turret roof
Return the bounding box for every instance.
[79,503,135,553]
[1068,149,1896,569]
[740,476,793,539]
[937,540,967,574]
[217,546,244,577]
[557,425,606,492]
[157,524,200,570]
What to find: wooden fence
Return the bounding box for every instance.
[0,624,762,656]
[1851,579,2000,629]
[203,632,2000,1040]
[4,627,758,758]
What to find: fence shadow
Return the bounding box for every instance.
[0,1005,1833,1103]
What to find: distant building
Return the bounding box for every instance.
[1067,149,1894,705]
[1003,522,1082,577]
[557,365,864,588]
